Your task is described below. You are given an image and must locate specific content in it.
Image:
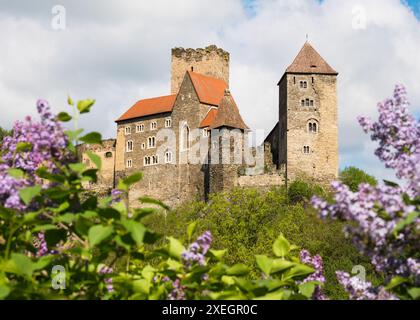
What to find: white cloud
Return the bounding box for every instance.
[0,0,419,181]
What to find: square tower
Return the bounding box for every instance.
[277,42,339,183]
[171,45,230,94]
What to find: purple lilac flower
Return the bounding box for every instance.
[311,85,419,300]
[299,249,327,300]
[336,271,398,300]
[110,189,124,204]
[34,232,48,257]
[181,231,213,268]
[99,266,114,293]
[0,99,71,211]
[167,278,186,300]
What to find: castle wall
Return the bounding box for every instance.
[171,45,230,94]
[77,139,116,193]
[284,73,338,183]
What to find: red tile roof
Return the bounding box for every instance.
[199,108,218,128]
[210,90,248,130]
[116,94,176,122]
[286,41,338,75]
[188,71,228,106]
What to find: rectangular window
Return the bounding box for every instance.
[150,121,157,130]
[126,141,133,152]
[126,159,132,168]
[136,124,144,132]
[125,126,131,135]
[165,151,172,164]
[147,136,156,148]
[165,118,172,128]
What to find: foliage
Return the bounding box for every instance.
[312,85,420,300]
[144,187,376,299]
[0,98,322,300]
[288,180,326,204]
[0,127,12,145]
[339,166,377,192]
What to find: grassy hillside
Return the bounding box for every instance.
[144,185,380,299]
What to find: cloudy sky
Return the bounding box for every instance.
[0,0,419,181]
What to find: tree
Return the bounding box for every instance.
[339,166,377,192]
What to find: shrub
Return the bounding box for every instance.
[287,180,326,204]
[144,187,377,299]
[339,166,377,192]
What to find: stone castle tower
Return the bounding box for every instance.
[266,41,339,183]
[171,45,230,94]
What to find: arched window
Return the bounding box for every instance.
[144,156,151,166]
[126,159,132,168]
[147,136,156,148]
[126,140,133,152]
[165,150,173,163]
[303,146,311,154]
[308,120,319,133]
[152,155,158,164]
[181,124,190,150]
[150,121,157,130]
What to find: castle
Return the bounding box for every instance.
[78,42,339,207]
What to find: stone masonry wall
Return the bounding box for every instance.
[171,45,230,94]
[284,73,338,183]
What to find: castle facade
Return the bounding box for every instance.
[78,42,338,207]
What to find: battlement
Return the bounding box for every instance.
[171,45,230,94]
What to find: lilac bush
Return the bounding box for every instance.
[0,99,70,210]
[299,250,327,300]
[312,85,420,300]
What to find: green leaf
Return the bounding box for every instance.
[86,151,102,170]
[57,112,72,122]
[69,163,87,173]
[32,255,54,271]
[7,168,25,179]
[408,287,420,300]
[88,225,114,247]
[11,253,33,277]
[393,211,418,234]
[255,255,272,276]
[65,129,83,141]
[132,279,150,294]
[226,264,249,276]
[187,221,197,242]
[284,264,314,280]
[273,233,290,257]
[383,179,400,188]
[209,249,227,261]
[298,281,318,298]
[123,172,143,186]
[138,196,168,210]
[77,99,95,114]
[19,185,42,205]
[121,219,146,247]
[385,276,408,290]
[271,259,295,274]
[32,224,57,232]
[79,132,102,145]
[167,237,186,260]
[15,142,32,153]
[0,285,10,299]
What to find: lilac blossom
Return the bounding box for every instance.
[336,271,398,300]
[181,231,213,268]
[299,250,327,300]
[34,233,48,257]
[167,278,186,300]
[98,266,114,293]
[0,99,71,211]
[110,189,124,204]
